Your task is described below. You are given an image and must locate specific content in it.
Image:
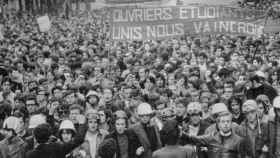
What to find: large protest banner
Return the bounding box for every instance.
[178,0,239,6]
[109,5,266,40]
[263,19,280,34]
[106,0,160,4]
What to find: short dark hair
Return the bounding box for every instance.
[33,123,52,144]
[98,138,117,158]
[249,75,261,83]
[1,77,11,85]
[51,86,63,94]
[160,120,180,145]
[198,52,208,59]
[0,103,12,121]
[98,107,112,121]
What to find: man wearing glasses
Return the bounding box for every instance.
[25,95,39,115]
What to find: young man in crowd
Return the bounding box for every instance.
[236,100,268,158]
[181,110,247,158]
[153,119,196,158]
[0,116,26,158]
[180,102,210,158]
[131,103,162,158]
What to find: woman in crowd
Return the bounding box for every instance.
[228,96,245,124]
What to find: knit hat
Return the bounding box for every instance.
[86,90,100,102]
[85,109,100,121]
[256,94,270,104]
[33,123,52,144]
[113,110,127,119]
[242,100,258,113]
[211,103,229,116]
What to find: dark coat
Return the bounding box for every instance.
[130,123,162,158]
[104,129,142,158]
[246,84,278,103]
[266,119,280,158]
[24,135,58,153]
[181,131,246,158]
[25,125,87,158]
[235,121,268,158]
[180,120,211,158]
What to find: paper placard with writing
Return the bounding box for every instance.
[37,15,51,32]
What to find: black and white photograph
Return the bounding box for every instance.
[0,0,280,158]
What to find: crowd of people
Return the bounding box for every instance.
[238,0,280,19]
[1,2,280,158]
[238,0,278,9]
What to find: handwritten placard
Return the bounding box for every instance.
[37,15,51,32]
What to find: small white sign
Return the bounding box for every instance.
[37,15,51,32]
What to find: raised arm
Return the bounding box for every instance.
[180,132,212,146]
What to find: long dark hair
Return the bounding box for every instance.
[58,129,75,142]
[228,96,243,113]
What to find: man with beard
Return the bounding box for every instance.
[28,80,38,94]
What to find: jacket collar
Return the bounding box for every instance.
[6,135,24,146]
